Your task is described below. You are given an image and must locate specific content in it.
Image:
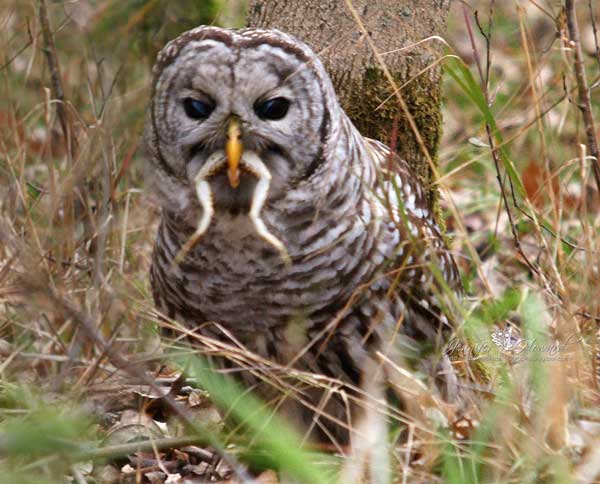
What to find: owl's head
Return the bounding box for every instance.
[144,26,341,215]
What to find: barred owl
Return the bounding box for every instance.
[145,26,461,445]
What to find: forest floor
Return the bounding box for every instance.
[1,1,600,483]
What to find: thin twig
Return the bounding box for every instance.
[1,22,34,71]
[462,4,484,86]
[485,123,540,278]
[37,0,73,157]
[565,0,600,198]
[473,0,494,92]
[464,4,541,279]
[37,0,80,260]
[589,0,600,71]
[74,435,213,462]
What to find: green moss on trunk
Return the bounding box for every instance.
[341,67,443,210]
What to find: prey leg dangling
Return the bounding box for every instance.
[171,153,224,268]
[242,152,291,266]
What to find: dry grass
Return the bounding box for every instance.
[0,0,599,483]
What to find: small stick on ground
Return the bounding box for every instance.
[74,436,213,463]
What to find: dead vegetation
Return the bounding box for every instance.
[0,1,599,483]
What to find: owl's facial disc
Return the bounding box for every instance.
[150,27,336,217]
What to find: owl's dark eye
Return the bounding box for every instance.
[254,97,290,120]
[183,97,215,120]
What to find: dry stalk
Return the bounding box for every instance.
[37,0,78,258]
[565,0,600,199]
[1,229,254,483]
[589,0,600,70]
[38,0,69,150]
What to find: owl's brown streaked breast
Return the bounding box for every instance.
[150,192,391,333]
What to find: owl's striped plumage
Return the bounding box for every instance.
[145,26,461,444]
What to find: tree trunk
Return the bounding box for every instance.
[247,0,451,209]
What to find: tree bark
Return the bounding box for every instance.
[247,0,451,208]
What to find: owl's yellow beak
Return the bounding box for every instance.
[225,117,242,188]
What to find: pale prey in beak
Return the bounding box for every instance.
[172,150,291,268]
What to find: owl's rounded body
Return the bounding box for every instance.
[146,26,460,444]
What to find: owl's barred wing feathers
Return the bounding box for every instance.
[146,26,462,444]
[363,137,461,330]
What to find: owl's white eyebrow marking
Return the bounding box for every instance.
[171,150,291,269]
